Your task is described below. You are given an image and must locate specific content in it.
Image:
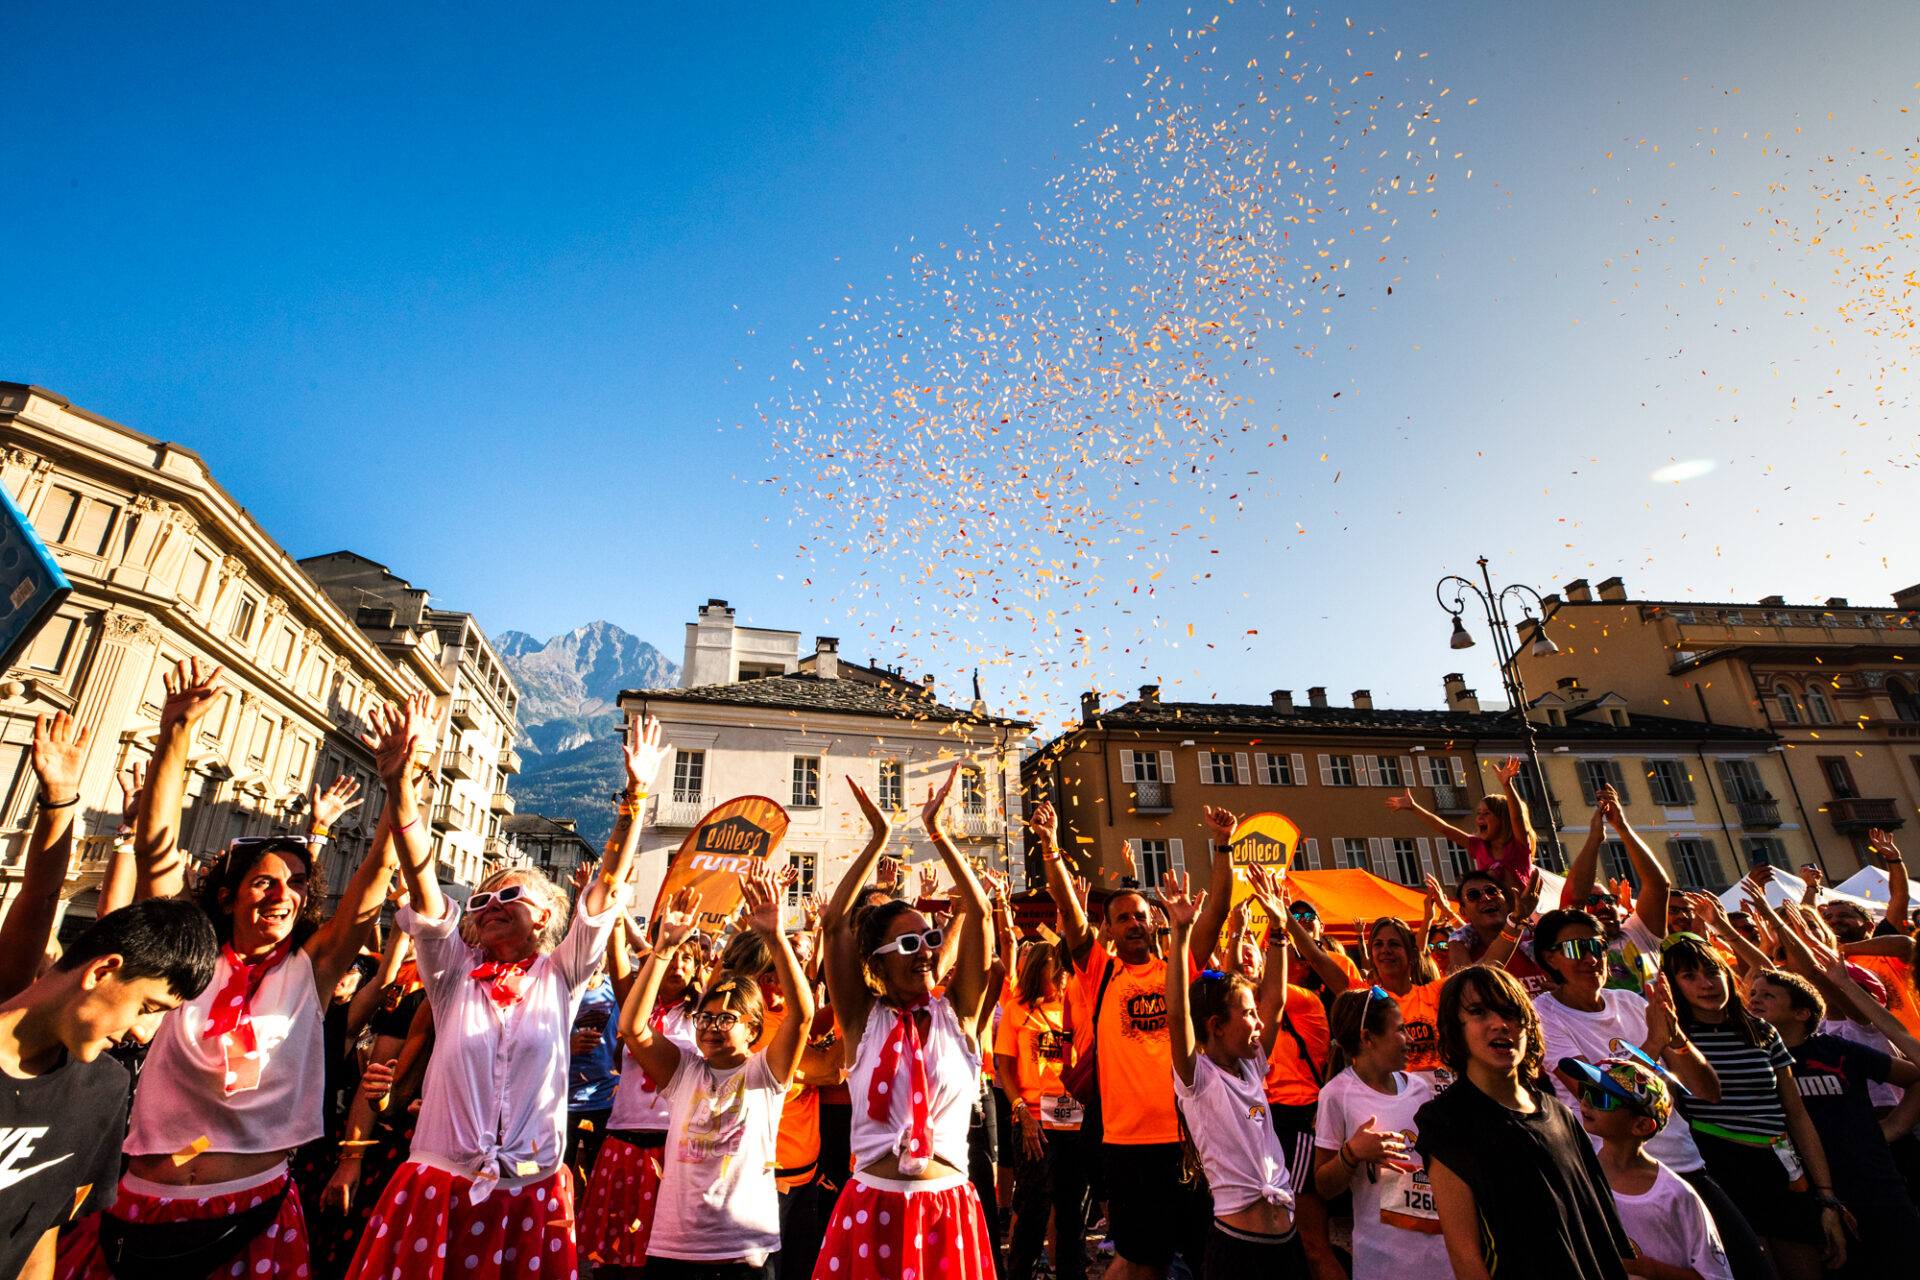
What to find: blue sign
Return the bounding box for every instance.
[0,482,73,672]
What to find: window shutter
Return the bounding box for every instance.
[1361,755,1380,786]
[1120,751,1137,783]
[1305,837,1321,870]
[1254,751,1269,782]
[1235,752,1252,785]
[1368,837,1390,878]
[1400,756,1417,789]
[1197,750,1214,785]
[1680,768,1698,805]
[1159,749,1176,783]
[1714,759,1739,804]
[1417,756,1435,788]
[1292,753,1307,785]
[1168,838,1187,878]
[1450,756,1467,787]
[1318,754,1335,786]
[1605,759,1630,805]
[1418,837,1437,880]
[1578,765,1598,805]
[1662,838,1684,886]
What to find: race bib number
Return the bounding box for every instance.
[1041,1094,1084,1129]
[1378,1161,1442,1234]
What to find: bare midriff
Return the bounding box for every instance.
[1218,1200,1295,1237]
[859,1152,966,1182]
[127,1148,290,1186]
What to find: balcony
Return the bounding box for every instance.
[431,803,463,833]
[1131,778,1174,813]
[1432,783,1472,815]
[499,747,522,775]
[483,836,508,861]
[490,791,515,816]
[949,809,1006,839]
[441,750,476,782]
[652,793,711,828]
[450,699,479,731]
[1825,796,1903,834]
[1737,799,1783,829]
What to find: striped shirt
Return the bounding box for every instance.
[1678,1019,1791,1139]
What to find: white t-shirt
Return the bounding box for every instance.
[1610,1161,1733,1280]
[1533,987,1703,1174]
[1171,1047,1294,1217]
[1605,914,1663,990]
[609,1005,698,1131]
[1313,1068,1449,1280]
[645,1048,788,1265]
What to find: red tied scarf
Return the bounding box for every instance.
[867,998,932,1174]
[469,956,537,1010]
[201,941,294,1095]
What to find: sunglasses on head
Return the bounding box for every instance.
[1368,984,1393,1002]
[693,1010,742,1032]
[468,883,531,913]
[1555,937,1607,961]
[871,927,945,958]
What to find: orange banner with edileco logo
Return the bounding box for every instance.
[651,796,790,932]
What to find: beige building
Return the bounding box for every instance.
[620,601,1031,923]
[0,383,428,928]
[1518,576,1920,878]
[301,552,523,895]
[1021,675,1796,898]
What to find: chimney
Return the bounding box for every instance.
[1825,597,1850,608]
[1894,583,1920,611]
[1080,690,1102,722]
[1596,576,1627,602]
[1352,689,1373,711]
[813,636,839,680]
[1443,672,1466,702]
[684,598,739,688]
[1759,594,1786,607]
[1556,676,1583,693]
[921,674,936,700]
[1307,686,1328,709]
[1443,673,1480,712]
[1139,683,1161,705]
[1563,578,1592,603]
[1271,689,1294,712]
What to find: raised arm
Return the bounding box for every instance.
[1495,756,1538,856]
[820,776,892,1049]
[1281,893,1362,993]
[1188,805,1239,967]
[1869,829,1909,931]
[584,715,665,919]
[361,692,443,923]
[742,865,814,1084]
[1033,800,1093,963]
[1603,792,1672,941]
[1384,787,1475,845]
[1247,867,1291,1054]
[96,763,144,919]
[346,883,410,1037]
[1558,799,1608,910]
[924,764,993,1035]
[1694,886,1776,979]
[618,885,700,1088]
[1162,871,1206,1086]
[135,657,224,902]
[0,714,92,1000]
[305,775,392,995]
[1477,870,1543,971]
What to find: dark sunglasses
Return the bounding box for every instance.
[1579,1084,1627,1112]
[1461,886,1505,905]
[1586,892,1618,907]
[1290,905,1318,920]
[1555,938,1607,961]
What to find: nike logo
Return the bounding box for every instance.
[0,1128,72,1192]
[0,1152,70,1191]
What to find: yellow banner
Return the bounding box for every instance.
[651,795,790,932]
[1226,811,1301,932]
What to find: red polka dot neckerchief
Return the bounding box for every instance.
[202,940,295,1094]
[868,998,933,1174]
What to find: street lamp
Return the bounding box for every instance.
[1434,557,1567,869]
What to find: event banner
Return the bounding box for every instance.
[651,796,790,932]
[1227,811,1301,933]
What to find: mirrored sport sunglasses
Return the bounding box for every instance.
[1289,904,1318,920]
[1579,1084,1628,1112]
[1586,891,1618,907]
[1554,937,1608,961]
[871,927,945,958]
[468,883,531,913]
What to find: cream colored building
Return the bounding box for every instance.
[619,603,1031,923]
[0,383,429,929]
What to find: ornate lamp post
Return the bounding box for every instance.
[1435,557,1566,869]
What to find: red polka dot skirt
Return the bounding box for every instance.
[56,1168,310,1280]
[341,1162,576,1280]
[810,1175,995,1280]
[576,1134,665,1269]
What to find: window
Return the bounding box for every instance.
[1138,839,1172,886]
[1716,758,1766,804]
[1257,753,1295,785]
[1804,683,1834,724]
[1392,838,1420,885]
[180,550,213,606]
[1724,611,1745,626]
[285,737,310,784]
[1441,839,1471,882]
[960,768,986,815]
[1123,749,1161,782]
[673,750,705,803]
[1668,838,1721,891]
[1646,760,1696,806]
[230,594,258,642]
[24,615,76,674]
[786,853,817,907]
[274,627,297,672]
[1577,759,1630,805]
[791,756,820,807]
[1889,678,1920,722]
[1774,684,1800,724]
[206,691,234,739]
[1818,756,1856,799]
[307,658,328,698]
[247,716,272,763]
[1746,838,1791,871]
[1602,840,1639,891]
[1337,838,1369,870]
[877,760,904,811]
[41,486,120,556]
[1203,751,1237,785]
[1326,755,1356,787]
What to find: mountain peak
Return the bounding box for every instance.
[497,621,679,754]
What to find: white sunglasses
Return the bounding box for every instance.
[871,927,944,958]
[468,884,531,913]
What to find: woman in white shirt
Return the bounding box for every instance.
[620,866,811,1279]
[1311,987,1449,1280]
[1162,873,1305,1278]
[340,700,667,1280]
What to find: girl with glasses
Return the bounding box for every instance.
[618,864,812,1279]
[811,765,999,1280]
[338,702,668,1280]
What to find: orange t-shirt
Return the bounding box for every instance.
[1323,949,1369,992]
[1078,942,1197,1145]
[1849,952,1920,1043]
[993,991,1025,1060]
[751,1006,820,1191]
[1263,985,1330,1107]
[1392,980,1446,1081]
[1013,998,1079,1129]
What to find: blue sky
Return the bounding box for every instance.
[7,2,1918,731]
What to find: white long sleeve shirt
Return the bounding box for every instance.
[398,892,621,1187]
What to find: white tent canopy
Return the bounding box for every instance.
[1831,864,1919,909]
[1715,876,1880,918]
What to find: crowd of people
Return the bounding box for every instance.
[1,657,1918,1280]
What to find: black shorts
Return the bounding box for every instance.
[1692,1130,1824,1247]
[644,1258,772,1280]
[1205,1219,1309,1279]
[1266,1100,1319,1195]
[1102,1141,1209,1269]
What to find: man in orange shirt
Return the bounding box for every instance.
[1035,802,1225,1280]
